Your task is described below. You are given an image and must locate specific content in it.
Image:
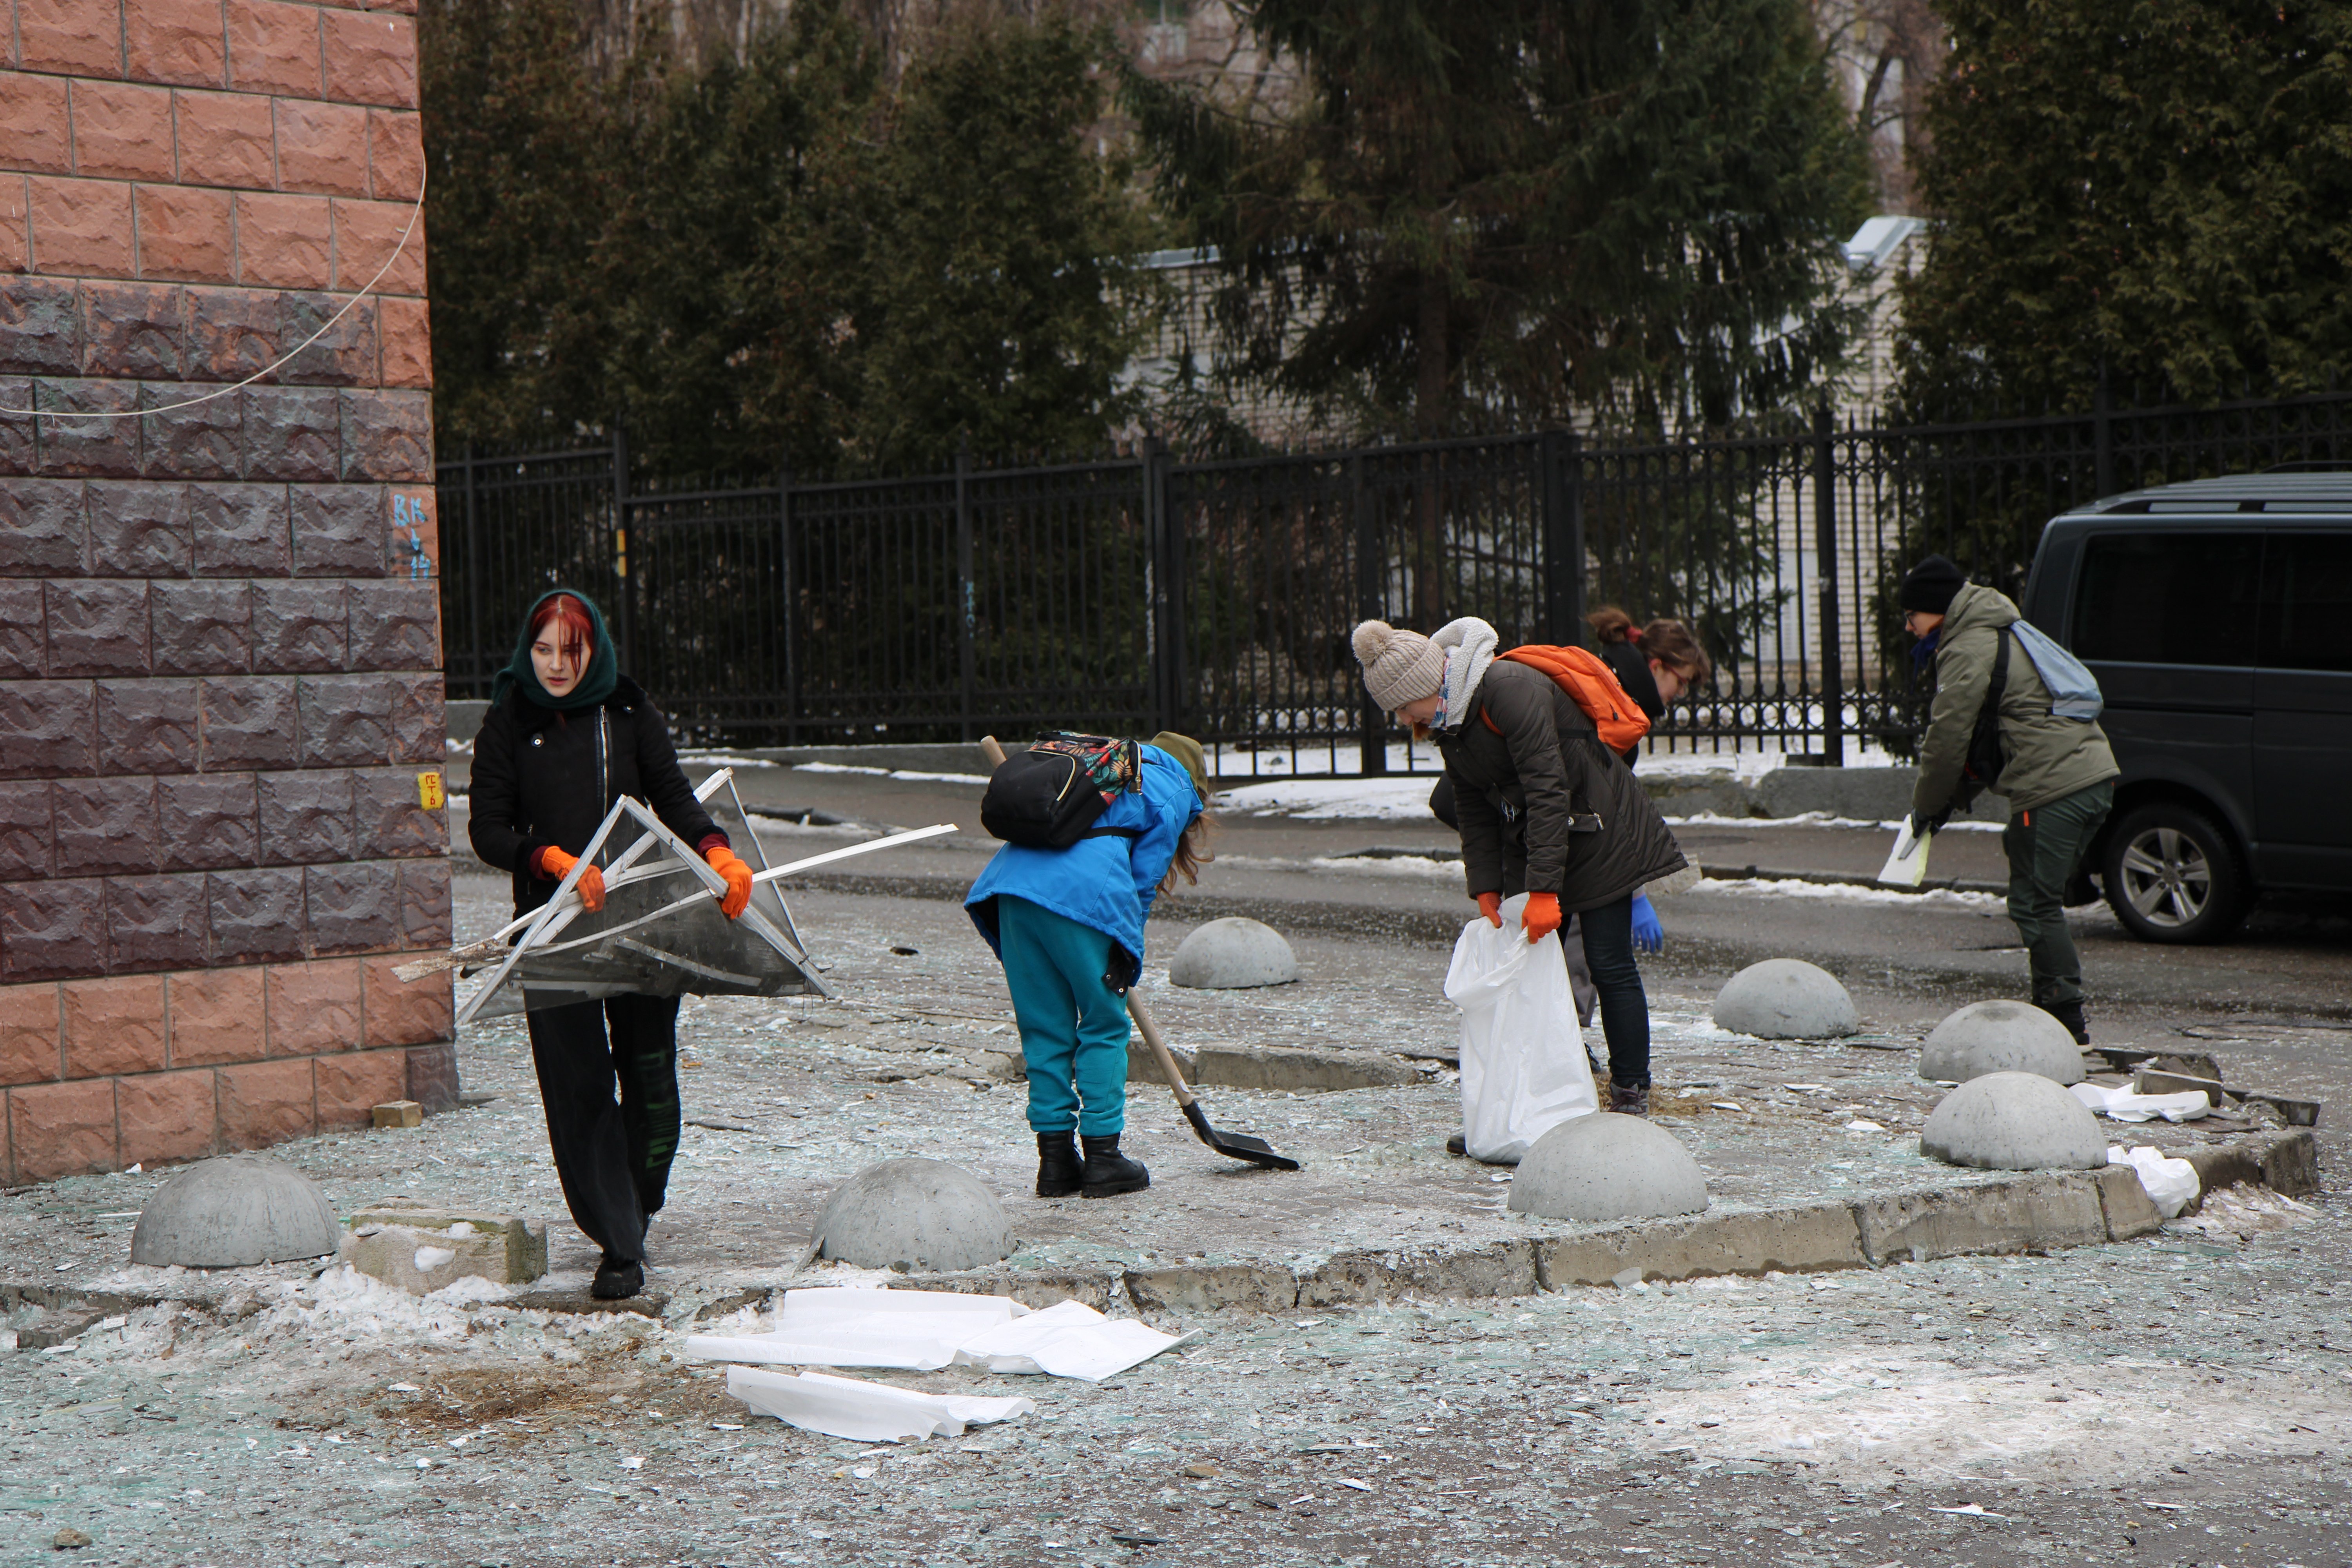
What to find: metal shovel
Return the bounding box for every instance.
[1129,993,1300,1171]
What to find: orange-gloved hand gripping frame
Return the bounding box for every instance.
[705,846,753,919]
[535,846,606,912]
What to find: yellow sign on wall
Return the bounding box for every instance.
[418,771,446,810]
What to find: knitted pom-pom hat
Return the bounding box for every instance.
[1351,620,1446,713]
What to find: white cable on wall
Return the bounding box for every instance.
[0,171,429,421]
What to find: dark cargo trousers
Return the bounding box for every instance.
[2003,780,2114,1011]
[526,993,684,1264]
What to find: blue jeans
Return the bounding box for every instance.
[994,895,1132,1136]
[1575,895,1651,1087]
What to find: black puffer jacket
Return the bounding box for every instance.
[468,675,727,917]
[1434,660,1686,912]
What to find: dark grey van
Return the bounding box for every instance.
[2021,473,2352,943]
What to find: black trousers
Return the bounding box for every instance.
[526,993,682,1264]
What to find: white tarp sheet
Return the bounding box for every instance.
[683,1287,1187,1383]
[2070,1082,2210,1123]
[724,1367,1034,1442]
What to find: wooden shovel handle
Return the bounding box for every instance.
[979,734,1197,1109]
[1127,993,1198,1110]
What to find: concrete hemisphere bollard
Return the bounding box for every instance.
[1507,1113,1710,1222]
[1918,1071,2107,1171]
[128,1154,342,1268]
[1711,958,1859,1039]
[1167,917,1302,989]
[814,1158,1013,1273]
[1917,1000,2085,1084]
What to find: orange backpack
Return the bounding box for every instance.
[1491,645,1653,753]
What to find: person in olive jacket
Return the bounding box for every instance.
[1355,616,1688,1116]
[1900,556,2119,1045]
[468,589,755,1301]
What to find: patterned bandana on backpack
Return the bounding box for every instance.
[979,732,1145,849]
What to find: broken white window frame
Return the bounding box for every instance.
[450,782,956,1025]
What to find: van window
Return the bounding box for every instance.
[2073,533,2261,665]
[2259,532,2352,672]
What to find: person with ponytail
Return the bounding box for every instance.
[1586,608,1713,955]
[1586,607,1713,755]
[467,589,755,1301]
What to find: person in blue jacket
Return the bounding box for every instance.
[967,732,1210,1199]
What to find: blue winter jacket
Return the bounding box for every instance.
[965,744,1203,970]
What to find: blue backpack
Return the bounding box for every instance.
[2010,621,2105,721]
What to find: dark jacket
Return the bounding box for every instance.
[1598,641,1664,766]
[468,674,727,916]
[1434,660,1687,912]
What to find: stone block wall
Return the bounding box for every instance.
[0,0,449,1185]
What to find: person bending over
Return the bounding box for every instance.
[1355,617,1686,1118]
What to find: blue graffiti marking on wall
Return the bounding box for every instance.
[392,494,435,579]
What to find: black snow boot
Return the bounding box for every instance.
[592,1256,644,1300]
[1610,1081,1651,1117]
[1445,1133,1469,1158]
[1036,1131,1083,1198]
[1079,1134,1150,1198]
[2040,1000,2091,1046]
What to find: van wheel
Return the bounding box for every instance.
[2101,803,2250,944]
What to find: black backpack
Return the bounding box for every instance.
[980,733,1145,850]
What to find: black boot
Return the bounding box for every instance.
[592,1255,644,1300]
[1610,1081,1651,1117]
[1080,1134,1149,1198]
[2040,1000,2091,1046]
[1036,1131,1083,1198]
[1445,1133,1469,1158]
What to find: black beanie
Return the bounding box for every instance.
[1899,555,1965,616]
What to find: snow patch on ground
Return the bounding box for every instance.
[1215,778,1448,819]
[793,762,991,786]
[1690,876,2011,911]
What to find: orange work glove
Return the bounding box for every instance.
[1521,891,1562,942]
[535,846,605,913]
[1475,891,1503,928]
[705,846,753,920]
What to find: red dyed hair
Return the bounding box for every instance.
[530,594,594,662]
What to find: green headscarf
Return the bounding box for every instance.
[491,588,621,712]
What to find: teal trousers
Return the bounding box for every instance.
[995,895,1131,1136]
[2004,780,2114,1009]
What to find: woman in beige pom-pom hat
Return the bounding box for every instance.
[1351,618,1686,1122]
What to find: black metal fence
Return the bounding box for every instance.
[437,388,2352,777]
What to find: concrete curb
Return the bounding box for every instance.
[886,1129,2312,1316]
[5,1132,2317,1337]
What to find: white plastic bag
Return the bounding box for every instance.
[2107,1144,2200,1219]
[1443,893,1599,1163]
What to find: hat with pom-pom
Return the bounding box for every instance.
[1351,620,1445,713]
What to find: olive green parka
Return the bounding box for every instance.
[1911,582,2120,819]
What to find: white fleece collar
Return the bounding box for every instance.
[1430,617,1499,731]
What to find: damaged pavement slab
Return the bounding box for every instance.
[0,854,2345,1564]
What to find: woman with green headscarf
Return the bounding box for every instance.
[468,590,756,1300]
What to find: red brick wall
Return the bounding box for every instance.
[0,0,450,1185]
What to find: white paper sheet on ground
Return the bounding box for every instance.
[1876,820,1931,887]
[683,1288,1183,1382]
[948,1300,1185,1382]
[724,1367,1034,1442]
[2108,1143,2201,1218]
[682,1288,1027,1371]
[2069,1082,2210,1122]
